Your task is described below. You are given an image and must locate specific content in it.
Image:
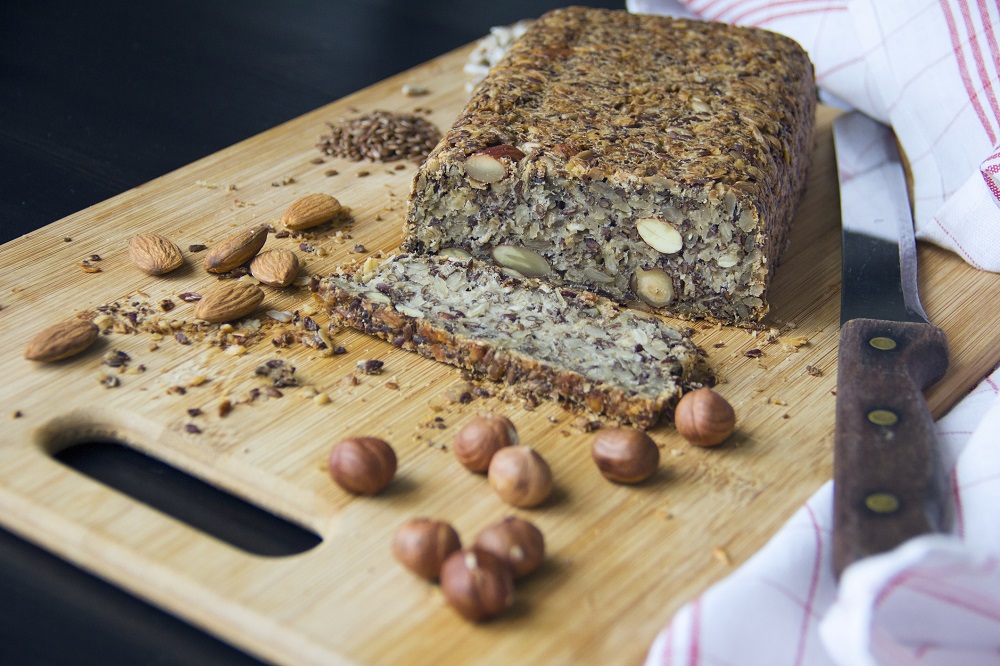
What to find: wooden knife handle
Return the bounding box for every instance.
[832,318,949,578]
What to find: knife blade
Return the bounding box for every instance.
[831,112,950,578]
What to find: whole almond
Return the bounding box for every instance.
[282,193,342,231]
[203,225,268,273]
[464,144,526,183]
[24,318,99,362]
[128,233,184,275]
[193,282,265,323]
[250,249,299,287]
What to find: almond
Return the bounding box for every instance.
[128,233,184,275]
[24,318,99,362]
[636,217,683,255]
[250,249,299,287]
[464,144,525,183]
[203,225,268,273]
[193,282,265,323]
[282,193,343,231]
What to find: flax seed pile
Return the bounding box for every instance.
[317,110,441,163]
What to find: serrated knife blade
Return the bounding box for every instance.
[831,112,950,578]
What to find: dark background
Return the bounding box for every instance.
[0,1,621,664]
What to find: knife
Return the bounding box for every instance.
[831,112,950,578]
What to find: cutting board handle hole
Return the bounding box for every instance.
[52,440,322,557]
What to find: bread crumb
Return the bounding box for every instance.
[712,546,732,566]
[401,84,429,96]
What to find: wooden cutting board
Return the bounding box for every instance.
[1,43,997,666]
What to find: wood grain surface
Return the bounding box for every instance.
[0,43,998,666]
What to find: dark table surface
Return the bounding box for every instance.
[0,2,620,664]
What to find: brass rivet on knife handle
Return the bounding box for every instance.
[869,336,897,351]
[864,492,900,514]
[866,409,899,427]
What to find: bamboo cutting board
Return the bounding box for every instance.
[1,43,998,665]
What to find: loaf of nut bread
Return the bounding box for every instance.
[313,255,712,428]
[402,7,816,325]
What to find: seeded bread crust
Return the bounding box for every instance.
[402,7,816,325]
[313,255,713,428]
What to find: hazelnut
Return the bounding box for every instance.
[632,267,675,308]
[392,518,461,581]
[487,447,553,508]
[591,428,660,484]
[674,388,736,447]
[440,547,514,622]
[474,516,545,579]
[327,437,397,495]
[453,413,518,473]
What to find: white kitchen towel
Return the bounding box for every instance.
[627,0,1000,272]
[643,367,1000,666]
[820,536,1000,666]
